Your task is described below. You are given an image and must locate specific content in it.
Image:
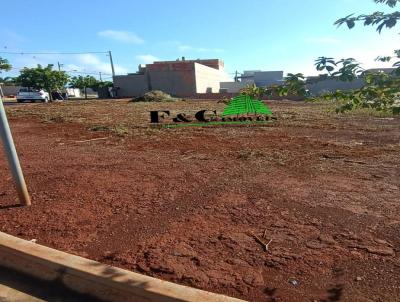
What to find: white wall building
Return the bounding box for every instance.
[220,70,284,93]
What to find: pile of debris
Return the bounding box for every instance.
[131,90,178,102]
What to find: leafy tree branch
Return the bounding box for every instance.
[335,0,400,32]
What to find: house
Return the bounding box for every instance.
[306,77,365,96]
[362,68,396,75]
[220,70,284,93]
[113,58,232,97]
[306,68,397,96]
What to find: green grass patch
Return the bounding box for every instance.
[159,120,275,128]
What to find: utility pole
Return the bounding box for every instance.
[0,86,31,206]
[99,72,102,82]
[57,62,63,71]
[108,51,115,78]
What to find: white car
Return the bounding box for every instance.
[17,88,50,103]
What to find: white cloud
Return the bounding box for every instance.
[284,33,399,76]
[327,35,398,71]
[97,30,144,44]
[284,51,395,78]
[76,54,128,74]
[136,54,159,64]
[7,53,128,76]
[64,63,83,72]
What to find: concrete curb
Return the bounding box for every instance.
[0,232,245,302]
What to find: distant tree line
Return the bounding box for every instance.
[0,60,112,101]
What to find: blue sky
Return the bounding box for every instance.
[0,0,398,79]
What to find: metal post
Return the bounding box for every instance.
[99,72,102,82]
[0,87,31,206]
[108,51,115,78]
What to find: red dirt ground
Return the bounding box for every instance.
[0,100,399,301]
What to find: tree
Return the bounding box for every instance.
[0,57,12,73]
[17,64,69,101]
[283,73,307,96]
[0,77,18,86]
[264,73,307,98]
[335,0,400,33]
[69,75,99,99]
[315,57,337,76]
[312,0,400,114]
[95,80,113,89]
[335,0,400,70]
[315,57,364,82]
[311,72,400,113]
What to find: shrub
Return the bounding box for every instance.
[309,72,400,114]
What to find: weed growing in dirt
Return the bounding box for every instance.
[237,150,265,160]
[113,125,130,136]
[42,114,70,123]
[89,124,130,136]
[89,125,112,132]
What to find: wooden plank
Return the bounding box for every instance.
[0,232,245,302]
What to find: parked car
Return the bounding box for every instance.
[16,88,50,103]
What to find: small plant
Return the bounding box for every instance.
[89,125,112,132]
[264,73,307,98]
[217,96,230,104]
[239,84,266,99]
[283,73,307,96]
[113,124,130,136]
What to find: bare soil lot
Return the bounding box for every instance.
[0,99,399,301]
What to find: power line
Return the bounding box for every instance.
[0,51,108,55]
[5,67,112,76]
[66,70,112,76]
[1,50,116,77]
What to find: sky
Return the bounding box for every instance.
[0,0,398,80]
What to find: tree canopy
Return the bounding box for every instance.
[0,77,18,85]
[335,0,400,33]
[0,57,12,73]
[312,0,400,114]
[17,64,69,100]
[69,75,100,99]
[69,75,98,90]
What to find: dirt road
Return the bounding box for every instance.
[0,100,399,301]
